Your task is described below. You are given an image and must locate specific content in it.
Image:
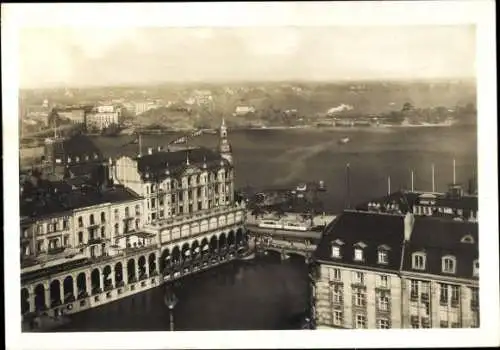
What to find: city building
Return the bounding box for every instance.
[20,182,152,320]
[400,217,479,328]
[310,208,479,329]
[112,119,235,223]
[356,184,478,222]
[234,106,256,116]
[86,105,121,131]
[312,211,405,329]
[42,134,105,180]
[55,107,87,125]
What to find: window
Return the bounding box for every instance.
[78,232,83,244]
[63,220,68,230]
[355,314,366,329]
[460,234,475,244]
[332,284,343,304]
[89,214,95,225]
[377,318,391,329]
[125,207,130,217]
[442,256,456,274]
[101,212,106,223]
[114,224,119,235]
[473,260,479,276]
[450,285,460,305]
[332,268,341,281]
[135,219,140,229]
[331,245,341,258]
[353,288,366,307]
[412,252,426,270]
[114,209,119,220]
[353,271,364,285]
[100,227,105,238]
[410,280,419,299]
[378,275,389,288]
[37,240,44,252]
[135,205,141,216]
[78,216,83,227]
[470,287,479,309]
[377,292,390,311]
[354,248,364,261]
[439,283,449,304]
[378,250,389,264]
[333,310,343,326]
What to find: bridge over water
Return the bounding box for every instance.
[246,224,324,262]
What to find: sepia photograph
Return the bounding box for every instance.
[3,2,498,349]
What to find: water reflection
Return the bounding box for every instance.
[56,255,309,332]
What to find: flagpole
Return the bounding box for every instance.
[411,170,414,192]
[431,163,435,192]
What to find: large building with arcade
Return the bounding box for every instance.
[20,119,248,330]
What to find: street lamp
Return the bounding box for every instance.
[163,285,178,331]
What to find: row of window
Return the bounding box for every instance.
[409,280,479,308]
[145,174,232,194]
[326,268,391,289]
[331,311,391,329]
[412,252,478,276]
[65,153,99,163]
[75,206,142,228]
[331,240,390,265]
[34,219,70,235]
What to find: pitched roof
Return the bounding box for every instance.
[52,134,102,161]
[314,210,405,272]
[401,217,478,279]
[20,185,141,220]
[135,147,228,180]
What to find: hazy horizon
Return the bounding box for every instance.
[19,26,476,89]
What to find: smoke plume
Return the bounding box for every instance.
[327,104,354,114]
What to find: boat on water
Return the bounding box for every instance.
[338,137,350,145]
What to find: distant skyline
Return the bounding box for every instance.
[19,26,475,89]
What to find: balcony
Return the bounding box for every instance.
[451,299,460,308]
[421,293,430,301]
[47,246,65,255]
[88,237,104,245]
[410,293,419,302]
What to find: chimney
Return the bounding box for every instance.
[148,147,153,155]
[403,211,415,242]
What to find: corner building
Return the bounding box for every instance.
[311,209,479,329]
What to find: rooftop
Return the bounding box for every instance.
[314,209,479,280]
[135,147,229,180]
[20,184,141,221]
[314,210,405,272]
[355,190,478,214]
[402,216,478,279]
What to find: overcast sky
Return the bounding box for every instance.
[19,26,475,88]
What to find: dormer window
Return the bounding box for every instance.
[353,242,367,262]
[377,245,391,264]
[460,235,475,244]
[473,260,479,276]
[378,250,389,265]
[412,252,426,270]
[442,255,456,274]
[354,248,364,261]
[332,246,341,258]
[331,239,344,259]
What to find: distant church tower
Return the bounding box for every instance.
[219,117,233,165]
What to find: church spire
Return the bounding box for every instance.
[219,116,232,165]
